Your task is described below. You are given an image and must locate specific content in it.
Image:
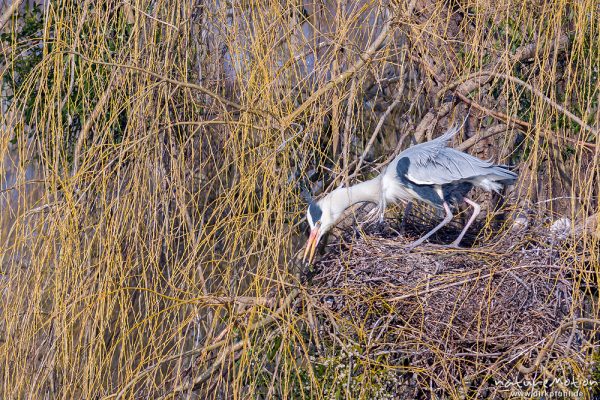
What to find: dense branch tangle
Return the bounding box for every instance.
[0,0,598,399]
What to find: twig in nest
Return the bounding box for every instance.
[516,318,600,374]
[388,264,537,302]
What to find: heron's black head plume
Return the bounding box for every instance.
[300,184,312,204]
[307,201,322,227]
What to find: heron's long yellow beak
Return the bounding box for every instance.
[303,227,321,264]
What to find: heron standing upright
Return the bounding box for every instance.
[303,125,517,263]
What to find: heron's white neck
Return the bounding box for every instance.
[326,177,382,216]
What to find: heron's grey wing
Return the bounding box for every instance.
[397,125,460,165]
[409,125,459,156]
[404,148,499,185]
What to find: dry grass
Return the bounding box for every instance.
[0,0,598,398]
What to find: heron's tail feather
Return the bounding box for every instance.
[489,165,518,181]
[469,165,517,192]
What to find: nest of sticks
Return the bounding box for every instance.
[305,209,596,398]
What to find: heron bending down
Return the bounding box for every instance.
[303,126,517,263]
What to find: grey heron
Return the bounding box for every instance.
[303,125,517,263]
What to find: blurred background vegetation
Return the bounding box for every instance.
[0,0,598,398]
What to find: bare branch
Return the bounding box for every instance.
[284,18,393,125]
[0,0,24,32]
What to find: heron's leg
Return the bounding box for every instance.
[364,206,379,223]
[363,200,384,225]
[406,202,453,250]
[399,201,412,233]
[450,197,481,247]
[378,197,387,223]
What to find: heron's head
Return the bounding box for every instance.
[303,193,345,264]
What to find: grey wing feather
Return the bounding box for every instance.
[399,125,459,166]
[404,148,517,186]
[396,124,517,185]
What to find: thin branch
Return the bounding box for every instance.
[65,50,276,120]
[355,93,402,174]
[455,91,596,150]
[156,288,299,399]
[122,0,179,31]
[0,179,46,195]
[72,71,121,175]
[388,264,535,302]
[342,77,358,186]
[443,71,598,137]
[517,318,600,374]
[0,0,24,31]
[456,124,508,151]
[355,57,407,174]
[283,18,393,125]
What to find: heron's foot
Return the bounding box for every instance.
[405,244,417,253]
[446,239,465,249]
[444,242,461,249]
[363,207,380,224]
[405,240,425,252]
